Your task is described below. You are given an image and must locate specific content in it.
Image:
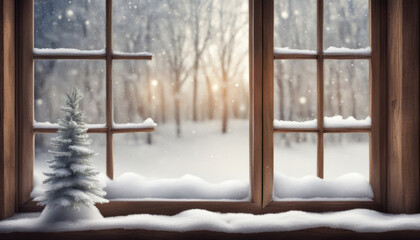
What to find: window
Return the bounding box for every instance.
[261,0,385,210]
[17,0,385,214]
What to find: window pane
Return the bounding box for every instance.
[113,60,155,123]
[34,0,105,50]
[33,133,106,198]
[324,133,369,180]
[324,60,369,126]
[274,60,317,123]
[34,60,106,124]
[112,131,249,200]
[274,133,317,178]
[324,0,369,49]
[274,0,317,50]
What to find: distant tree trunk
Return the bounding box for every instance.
[159,82,166,124]
[221,73,228,134]
[205,75,215,120]
[145,17,153,145]
[192,59,199,122]
[174,91,181,137]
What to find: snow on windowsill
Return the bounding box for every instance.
[323,47,371,55]
[33,48,106,55]
[274,47,317,55]
[2,208,420,233]
[31,172,250,201]
[273,116,371,129]
[113,51,153,57]
[112,118,157,129]
[33,121,106,129]
[273,173,373,200]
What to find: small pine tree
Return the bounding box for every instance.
[38,88,108,212]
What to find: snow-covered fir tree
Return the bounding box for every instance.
[37,88,108,221]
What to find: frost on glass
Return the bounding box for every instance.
[33,133,106,198]
[274,0,317,50]
[34,60,106,124]
[324,60,369,121]
[274,133,317,178]
[274,60,317,122]
[324,133,369,180]
[34,0,105,50]
[324,0,369,49]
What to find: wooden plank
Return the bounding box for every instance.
[33,54,153,60]
[273,54,371,60]
[105,0,114,180]
[262,0,274,207]
[264,200,381,213]
[317,0,324,179]
[0,0,15,220]
[387,0,420,214]
[249,0,263,207]
[273,128,371,133]
[17,0,34,211]
[369,0,387,211]
[33,127,155,134]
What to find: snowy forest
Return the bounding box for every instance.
[33,0,371,200]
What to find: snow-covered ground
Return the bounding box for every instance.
[1,209,420,233]
[33,119,371,201]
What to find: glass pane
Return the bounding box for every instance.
[324,133,369,180]
[274,0,317,51]
[324,0,369,50]
[324,60,369,127]
[274,60,317,123]
[274,133,317,178]
[34,0,105,50]
[34,60,106,124]
[33,133,106,198]
[111,0,249,200]
[113,131,249,200]
[113,60,154,123]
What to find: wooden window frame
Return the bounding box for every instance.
[14,0,387,216]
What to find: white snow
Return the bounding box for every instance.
[273,173,373,200]
[273,116,371,129]
[103,172,249,201]
[39,205,103,223]
[113,51,153,57]
[34,121,106,129]
[324,116,371,128]
[2,208,420,233]
[324,47,371,55]
[33,48,106,56]
[273,119,317,129]
[31,172,250,201]
[112,118,157,129]
[274,47,317,55]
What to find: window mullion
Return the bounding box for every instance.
[316,0,324,179]
[106,0,114,180]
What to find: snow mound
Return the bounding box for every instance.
[324,116,371,128]
[113,118,157,129]
[39,205,103,223]
[113,51,153,57]
[33,48,106,55]
[274,173,373,200]
[273,119,317,129]
[274,47,317,55]
[273,116,371,129]
[324,47,371,55]
[104,172,250,200]
[2,208,420,233]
